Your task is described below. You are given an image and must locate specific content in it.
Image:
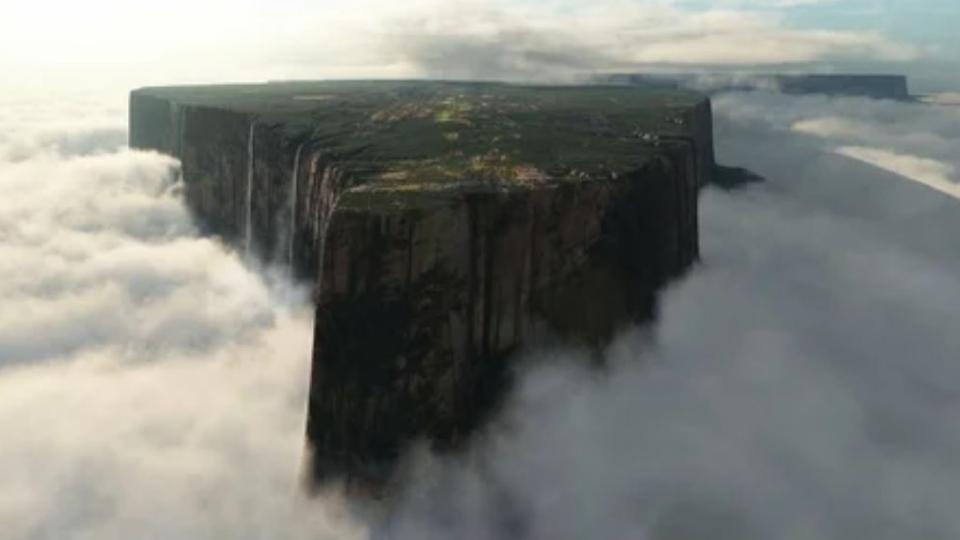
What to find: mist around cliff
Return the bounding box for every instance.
[2,86,960,538]
[0,99,362,538]
[380,93,960,539]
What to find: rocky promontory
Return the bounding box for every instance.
[129,81,714,487]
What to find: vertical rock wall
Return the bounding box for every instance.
[308,159,697,482]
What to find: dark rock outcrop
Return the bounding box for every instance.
[129,81,713,487]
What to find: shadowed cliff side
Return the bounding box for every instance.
[129,81,712,489]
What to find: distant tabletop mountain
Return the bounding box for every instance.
[602,73,911,101]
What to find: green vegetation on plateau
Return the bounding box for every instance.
[134,81,706,193]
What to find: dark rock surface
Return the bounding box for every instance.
[129,81,713,487]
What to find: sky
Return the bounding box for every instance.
[778,0,959,50]
[1,0,958,93]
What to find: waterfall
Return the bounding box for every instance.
[311,163,342,286]
[175,104,186,158]
[169,104,178,155]
[288,143,305,268]
[169,103,186,158]
[244,121,256,257]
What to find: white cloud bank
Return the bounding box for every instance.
[0,99,364,539]
[0,0,922,92]
[836,146,960,199]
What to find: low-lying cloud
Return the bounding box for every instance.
[0,99,362,539]
[836,146,959,199]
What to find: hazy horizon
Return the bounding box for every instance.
[3,0,959,94]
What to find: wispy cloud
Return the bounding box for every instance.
[0,0,923,91]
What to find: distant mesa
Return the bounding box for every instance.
[603,73,911,101]
[130,80,715,490]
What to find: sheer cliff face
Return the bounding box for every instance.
[129,81,711,486]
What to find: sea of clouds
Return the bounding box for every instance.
[0,96,362,539]
[1,84,959,539]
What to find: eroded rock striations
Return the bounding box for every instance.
[129,81,714,487]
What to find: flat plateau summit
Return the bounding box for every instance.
[130,80,714,488]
